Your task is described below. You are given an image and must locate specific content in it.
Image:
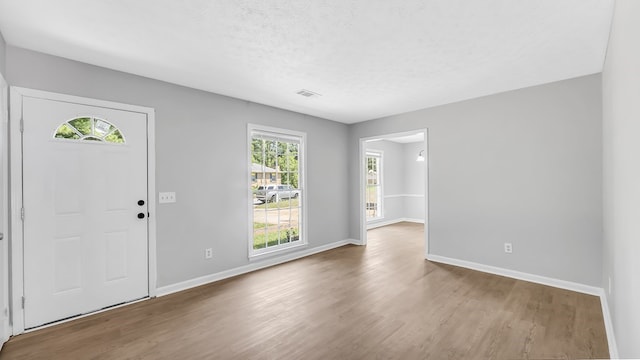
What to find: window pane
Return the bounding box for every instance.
[68,117,92,135]
[54,123,80,139]
[253,225,267,249]
[251,138,265,166]
[265,140,277,170]
[289,224,300,242]
[94,119,114,136]
[266,226,280,247]
[105,130,125,143]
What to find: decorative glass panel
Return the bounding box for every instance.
[68,118,92,135]
[94,119,114,136]
[54,117,126,144]
[104,129,125,144]
[54,124,81,140]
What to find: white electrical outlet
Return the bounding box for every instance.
[504,243,513,253]
[205,248,213,259]
[159,192,176,204]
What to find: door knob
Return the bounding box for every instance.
[137,213,145,219]
[138,200,145,206]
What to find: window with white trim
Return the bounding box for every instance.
[366,151,383,220]
[249,125,306,256]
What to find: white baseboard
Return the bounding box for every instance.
[156,239,358,297]
[367,217,425,229]
[403,217,425,224]
[426,254,601,295]
[426,254,619,358]
[367,219,402,229]
[0,326,8,352]
[598,290,619,359]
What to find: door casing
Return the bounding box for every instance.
[9,87,157,335]
[358,129,429,257]
[0,73,9,348]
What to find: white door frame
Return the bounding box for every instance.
[358,129,429,258]
[0,73,9,347]
[9,87,157,335]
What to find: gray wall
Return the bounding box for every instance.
[402,142,425,220]
[349,74,603,286]
[364,140,426,225]
[5,46,351,287]
[602,0,640,357]
[0,31,6,76]
[365,140,404,224]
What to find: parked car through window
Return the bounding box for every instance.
[255,184,300,203]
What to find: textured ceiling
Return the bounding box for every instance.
[0,0,614,123]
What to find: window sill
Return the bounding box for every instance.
[248,241,308,261]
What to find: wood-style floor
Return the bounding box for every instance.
[0,222,609,359]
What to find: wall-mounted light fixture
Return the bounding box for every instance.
[416,150,425,162]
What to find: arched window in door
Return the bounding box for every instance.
[54,117,125,143]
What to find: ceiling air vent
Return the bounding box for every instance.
[296,89,321,98]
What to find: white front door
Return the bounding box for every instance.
[22,96,149,329]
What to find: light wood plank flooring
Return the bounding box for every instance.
[0,222,608,359]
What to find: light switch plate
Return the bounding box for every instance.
[159,192,176,203]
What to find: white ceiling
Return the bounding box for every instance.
[0,0,614,124]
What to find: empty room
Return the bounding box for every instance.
[0,0,638,359]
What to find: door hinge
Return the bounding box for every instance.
[21,296,25,309]
[21,207,25,221]
[20,118,24,133]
